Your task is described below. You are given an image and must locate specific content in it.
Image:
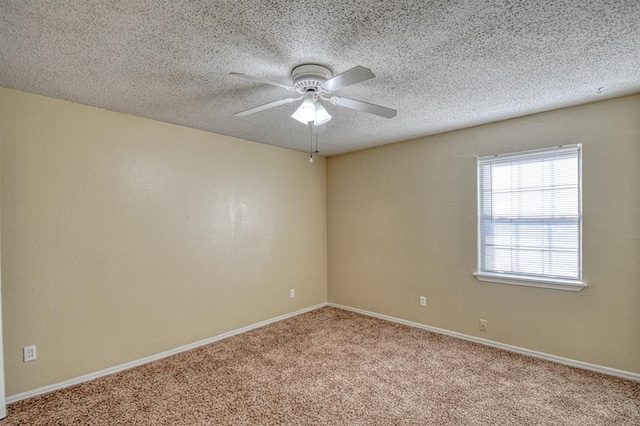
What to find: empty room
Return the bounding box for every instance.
[0,0,639,424]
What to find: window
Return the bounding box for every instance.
[474,145,585,291]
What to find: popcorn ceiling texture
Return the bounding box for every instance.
[1,0,639,156]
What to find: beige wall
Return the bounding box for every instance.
[328,95,640,374]
[0,88,327,396]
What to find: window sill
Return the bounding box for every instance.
[473,272,587,292]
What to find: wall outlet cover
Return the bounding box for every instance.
[23,345,37,362]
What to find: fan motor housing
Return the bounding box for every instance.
[291,64,332,93]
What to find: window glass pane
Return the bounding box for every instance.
[478,146,581,282]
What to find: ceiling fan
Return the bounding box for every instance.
[230,64,397,126]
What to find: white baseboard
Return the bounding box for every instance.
[329,302,640,382]
[7,302,329,404]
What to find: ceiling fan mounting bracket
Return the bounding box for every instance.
[291,64,332,94]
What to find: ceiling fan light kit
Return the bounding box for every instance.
[290,97,332,125]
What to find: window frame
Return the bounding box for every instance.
[473,145,586,292]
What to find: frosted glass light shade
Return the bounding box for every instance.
[313,103,332,125]
[291,99,332,126]
[291,99,316,124]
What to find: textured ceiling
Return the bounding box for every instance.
[1,1,639,156]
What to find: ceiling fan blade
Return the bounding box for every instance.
[230,72,296,91]
[320,66,375,91]
[329,96,397,118]
[234,96,303,117]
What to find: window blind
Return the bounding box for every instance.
[478,145,582,281]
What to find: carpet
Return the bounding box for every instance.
[2,307,639,425]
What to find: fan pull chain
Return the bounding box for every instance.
[309,122,314,163]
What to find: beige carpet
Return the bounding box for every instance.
[2,307,639,425]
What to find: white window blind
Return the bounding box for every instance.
[476,145,583,288]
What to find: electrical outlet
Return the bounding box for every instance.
[23,345,37,362]
[290,289,295,298]
[479,319,488,332]
[419,296,427,307]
